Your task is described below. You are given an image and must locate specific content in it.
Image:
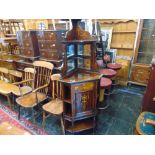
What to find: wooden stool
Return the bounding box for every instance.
[98,77,112,110]
[107,63,122,88]
[99,68,117,78]
[107,63,122,71]
[99,68,117,91]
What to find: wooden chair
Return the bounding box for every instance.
[42,74,64,134]
[16,61,54,121]
[0,67,9,83]
[0,68,22,108]
[12,68,35,97]
[8,69,22,83]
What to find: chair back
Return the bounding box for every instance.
[8,70,22,83]
[33,61,54,94]
[51,74,62,99]
[0,67,9,82]
[23,67,35,87]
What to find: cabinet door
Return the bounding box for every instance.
[137,19,155,64]
[72,82,98,118]
[130,64,150,84]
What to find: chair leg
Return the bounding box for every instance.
[31,108,35,123]
[18,105,21,120]
[42,111,46,128]
[60,114,65,135]
[6,95,12,109]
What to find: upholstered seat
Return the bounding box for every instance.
[16,92,46,108]
[12,86,32,96]
[99,69,117,78]
[107,63,122,71]
[100,77,112,89]
[42,98,63,115]
[136,112,155,135]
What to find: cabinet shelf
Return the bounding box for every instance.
[65,119,95,133]
[64,113,96,122]
[113,31,136,33]
[110,46,134,50]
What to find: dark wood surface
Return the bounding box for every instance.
[16,30,40,59]
[142,58,155,112]
[60,20,100,134]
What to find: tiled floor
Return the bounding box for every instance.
[0,84,145,135]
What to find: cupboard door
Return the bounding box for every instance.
[130,65,151,84]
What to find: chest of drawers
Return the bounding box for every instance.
[36,30,67,61]
[16,30,40,59]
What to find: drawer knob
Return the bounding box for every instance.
[52,44,55,47]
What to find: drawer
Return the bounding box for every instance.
[40,50,60,59]
[23,40,32,48]
[38,41,47,49]
[46,41,57,51]
[44,32,57,40]
[21,32,30,40]
[20,49,33,57]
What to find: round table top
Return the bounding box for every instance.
[107,63,122,70]
[99,69,117,78]
[100,77,112,88]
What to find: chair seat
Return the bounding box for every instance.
[99,69,117,78]
[16,92,46,108]
[0,122,31,135]
[0,80,6,85]
[100,77,112,88]
[12,86,32,96]
[43,98,63,115]
[0,82,19,95]
[107,63,122,71]
[136,112,155,135]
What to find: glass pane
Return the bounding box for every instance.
[77,44,83,55]
[77,44,91,56]
[67,45,74,57]
[78,57,91,69]
[143,19,155,28]
[137,52,153,64]
[67,58,75,72]
[83,44,91,56]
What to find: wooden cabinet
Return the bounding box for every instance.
[142,57,155,112]
[98,19,138,57]
[61,74,99,134]
[130,19,155,85]
[36,30,67,64]
[16,30,40,59]
[61,39,101,134]
[130,64,150,85]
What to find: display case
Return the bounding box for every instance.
[62,40,98,76]
[129,19,155,85]
[136,19,155,64]
[60,40,101,134]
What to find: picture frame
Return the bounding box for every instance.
[100,26,113,49]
